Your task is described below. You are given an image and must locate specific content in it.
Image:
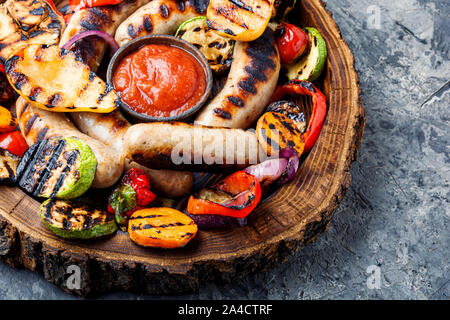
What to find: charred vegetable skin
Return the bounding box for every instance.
[176,16,234,74]
[108,168,157,230]
[40,199,117,239]
[16,137,97,199]
[6,44,118,113]
[0,147,20,185]
[269,80,327,153]
[256,100,307,157]
[187,170,262,219]
[272,0,297,20]
[128,208,198,249]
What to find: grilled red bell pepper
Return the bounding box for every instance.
[0,131,29,157]
[270,80,327,153]
[276,23,309,65]
[108,168,156,229]
[70,0,123,11]
[0,64,4,75]
[187,171,262,219]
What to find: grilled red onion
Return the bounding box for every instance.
[276,148,300,186]
[245,148,299,186]
[61,30,119,55]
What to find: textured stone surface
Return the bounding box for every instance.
[0,0,448,300]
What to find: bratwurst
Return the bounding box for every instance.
[195,29,280,129]
[69,111,194,197]
[124,122,263,172]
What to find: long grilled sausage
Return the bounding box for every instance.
[124,122,263,171]
[16,97,123,189]
[115,0,209,47]
[195,29,280,129]
[59,0,150,70]
[69,111,194,197]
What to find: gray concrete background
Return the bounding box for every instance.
[0,0,448,300]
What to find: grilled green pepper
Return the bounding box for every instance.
[40,199,117,239]
[16,137,97,199]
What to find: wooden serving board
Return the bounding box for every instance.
[0,0,364,297]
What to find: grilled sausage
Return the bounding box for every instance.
[16,97,123,188]
[124,122,263,171]
[195,29,280,129]
[59,0,150,70]
[115,0,209,47]
[69,111,194,197]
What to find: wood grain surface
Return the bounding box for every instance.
[0,0,365,296]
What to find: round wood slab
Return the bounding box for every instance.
[0,0,364,297]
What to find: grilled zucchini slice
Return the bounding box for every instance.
[40,199,117,239]
[16,137,97,199]
[5,44,118,113]
[176,16,234,74]
[206,0,275,42]
[286,27,327,82]
[0,0,65,63]
[0,147,20,186]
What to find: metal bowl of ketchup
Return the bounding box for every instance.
[107,35,213,122]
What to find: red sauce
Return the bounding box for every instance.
[113,44,207,118]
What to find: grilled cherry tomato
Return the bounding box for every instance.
[0,131,28,157]
[187,171,262,219]
[276,23,309,65]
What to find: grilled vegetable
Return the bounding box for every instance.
[187,170,262,219]
[272,0,297,20]
[128,208,198,249]
[269,80,327,153]
[286,27,327,82]
[0,130,28,157]
[206,0,275,42]
[40,199,117,239]
[176,16,234,74]
[256,101,306,157]
[108,168,157,231]
[16,137,97,199]
[0,0,65,63]
[0,106,17,133]
[0,147,20,186]
[5,44,118,113]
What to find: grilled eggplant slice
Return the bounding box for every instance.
[0,147,20,185]
[40,199,117,239]
[6,44,118,113]
[0,0,65,63]
[206,0,275,42]
[176,16,234,74]
[16,137,97,199]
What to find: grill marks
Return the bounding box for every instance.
[41,199,115,232]
[128,208,198,248]
[15,138,82,198]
